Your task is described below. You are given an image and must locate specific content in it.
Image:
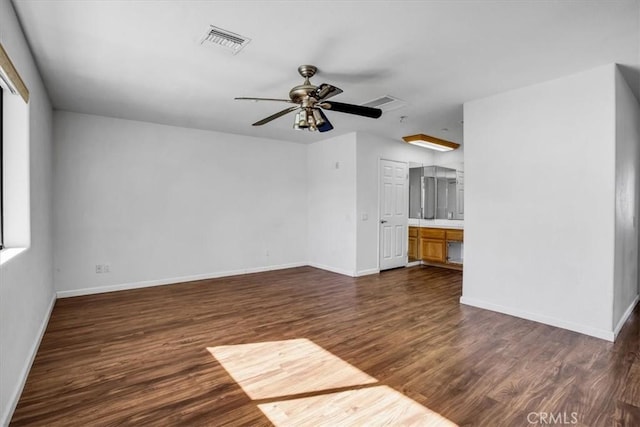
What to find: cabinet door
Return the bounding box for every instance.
[421,239,446,263]
[408,236,418,259]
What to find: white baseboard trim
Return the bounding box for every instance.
[460,296,615,342]
[613,295,639,339]
[355,268,380,277]
[307,263,356,277]
[2,293,56,426]
[56,262,307,298]
[406,261,421,267]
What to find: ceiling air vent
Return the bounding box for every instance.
[200,25,251,55]
[362,95,406,112]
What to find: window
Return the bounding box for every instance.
[0,42,30,255]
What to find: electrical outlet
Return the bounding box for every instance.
[95,264,103,274]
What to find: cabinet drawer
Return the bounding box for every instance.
[420,228,445,239]
[408,226,418,238]
[445,229,464,241]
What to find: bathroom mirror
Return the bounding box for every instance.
[409,166,464,220]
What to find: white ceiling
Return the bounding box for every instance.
[11,0,640,144]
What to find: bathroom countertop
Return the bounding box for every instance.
[408,219,464,229]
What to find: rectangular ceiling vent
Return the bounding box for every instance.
[200,25,251,55]
[362,95,407,112]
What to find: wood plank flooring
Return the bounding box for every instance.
[11,266,640,426]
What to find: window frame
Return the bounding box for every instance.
[0,87,4,250]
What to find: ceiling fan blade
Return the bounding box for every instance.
[235,97,294,103]
[316,109,334,132]
[320,101,382,119]
[252,106,299,126]
[313,83,343,101]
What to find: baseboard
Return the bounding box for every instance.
[460,296,615,342]
[613,295,639,339]
[307,262,356,277]
[406,261,421,267]
[355,268,380,277]
[56,262,307,298]
[2,293,56,426]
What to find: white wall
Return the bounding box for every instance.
[462,64,618,340]
[355,132,436,274]
[434,147,464,171]
[0,1,55,424]
[53,111,308,295]
[613,66,640,332]
[306,133,357,276]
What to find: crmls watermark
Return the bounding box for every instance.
[527,411,578,425]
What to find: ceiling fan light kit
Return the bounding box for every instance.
[402,134,460,152]
[235,65,382,133]
[293,108,333,132]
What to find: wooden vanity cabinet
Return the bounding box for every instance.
[415,227,463,269]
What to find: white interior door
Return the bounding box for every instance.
[379,159,408,270]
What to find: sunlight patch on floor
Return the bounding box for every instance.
[258,385,457,427]
[207,338,377,399]
[207,338,458,426]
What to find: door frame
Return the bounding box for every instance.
[377,157,409,270]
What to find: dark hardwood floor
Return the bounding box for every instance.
[11,266,640,426]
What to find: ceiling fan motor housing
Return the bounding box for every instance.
[289,65,319,103]
[289,85,316,103]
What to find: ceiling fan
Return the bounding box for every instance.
[235,65,382,132]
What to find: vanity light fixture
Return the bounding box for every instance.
[402,134,460,152]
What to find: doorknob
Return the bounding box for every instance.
[380,220,388,224]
